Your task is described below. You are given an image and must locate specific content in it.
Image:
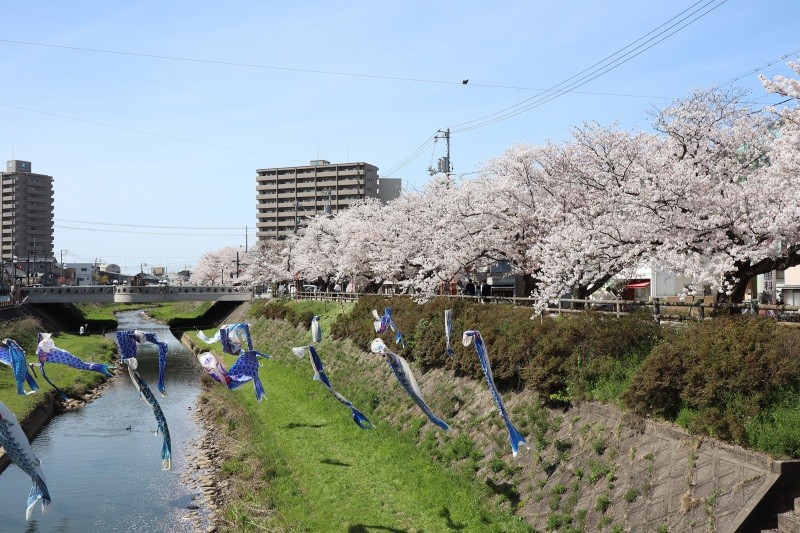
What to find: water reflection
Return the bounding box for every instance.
[0,310,204,532]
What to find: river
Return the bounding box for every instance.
[0,310,208,532]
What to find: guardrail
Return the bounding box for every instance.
[287,291,360,302]
[290,292,800,322]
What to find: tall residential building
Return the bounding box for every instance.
[256,160,401,240]
[1,160,55,267]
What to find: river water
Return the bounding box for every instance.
[0,310,206,532]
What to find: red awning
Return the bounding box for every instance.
[626,281,651,289]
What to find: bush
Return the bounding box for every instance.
[624,317,800,445]
[328,298,659,399]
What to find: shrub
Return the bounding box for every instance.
[624,317,800,446]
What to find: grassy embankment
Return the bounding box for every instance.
[0,317,116,419]
[74,301,213,325]
[0,302,212,422]
[146,301,213,323]
[192,297,800,532]
[195,299,531,532]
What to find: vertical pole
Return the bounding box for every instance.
[444,128,451,176]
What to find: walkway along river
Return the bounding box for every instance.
[0,310,208,532]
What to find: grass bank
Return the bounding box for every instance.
[0,316,116,419]
[75,301,213,327]
[194,304,530,532]
[147,301,213,323]
[74,302,152,322]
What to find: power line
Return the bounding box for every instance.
[0,103,300,162]
[747,97,795,116]
[450,0,728,133]
[55,224,253,237]
[55,218,250,230]
[717,46,800,88]
[0,38,674,99]
[382,135,437,177]
[382,0,726,177]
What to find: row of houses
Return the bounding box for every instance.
[0,261,191,288]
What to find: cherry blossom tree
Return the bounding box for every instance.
[192,63,800,306]
[481,124,657,304]
[240,237,296,287]
[640,86,799,302]
[369,175,504,297]
[190,246,245,285]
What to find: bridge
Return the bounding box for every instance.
[21,285,254,304]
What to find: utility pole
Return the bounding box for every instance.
[245,226,248,252]
[427,128,452,176]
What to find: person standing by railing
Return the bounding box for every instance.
[464,279,476,297]
[480,281,492,303]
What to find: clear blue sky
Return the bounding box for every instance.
[0,1,796,275]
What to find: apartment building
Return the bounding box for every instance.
[1,160,54,275]
[256,160,401,240]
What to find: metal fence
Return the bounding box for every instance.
[289,291,800,322]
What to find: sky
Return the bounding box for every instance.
[0,0,797,275]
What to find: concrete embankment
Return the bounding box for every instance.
[198,312,800,532]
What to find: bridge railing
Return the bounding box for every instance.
[21,284,254,304]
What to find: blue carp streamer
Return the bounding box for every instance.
[116,330,169,396]
[196,324,271,402]
[370,338,448,431]
[311,316,322,343]
[36,333,113,400]
[0,400,51,519]
[36,334,112,376]
[0,339,39,395]
[292,345,372,429]
[197,323,257,354]
[444,310,455,357]
[122,359,172,470]
[372,308,405,348]
[462,330,528,457]
[115,332,173,469]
